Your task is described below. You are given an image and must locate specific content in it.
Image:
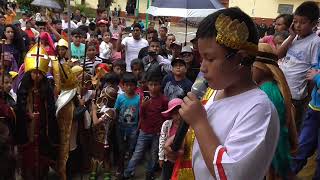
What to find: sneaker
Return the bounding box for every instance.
[145,173,155,180]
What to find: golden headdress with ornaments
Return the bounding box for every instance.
[215,13,258,54]
[24,44,50,73]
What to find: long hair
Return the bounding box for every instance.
[15,71,59,152]
[2,24,24,52]
[255,43,298,154]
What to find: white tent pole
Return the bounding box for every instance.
[67,0,71,58]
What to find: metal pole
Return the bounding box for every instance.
[145,0,150,29]
[135,0,140,17]
[185,18,188,46]
[67,0,72,59]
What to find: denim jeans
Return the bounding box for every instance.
[292,108,320,179]
[124,130,160,177]
[116,125,138,173]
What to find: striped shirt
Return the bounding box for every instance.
[84,56,103,75]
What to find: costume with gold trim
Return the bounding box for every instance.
[51,51,84,180]
[15,44,59,180]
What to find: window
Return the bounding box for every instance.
[278,4,294,14]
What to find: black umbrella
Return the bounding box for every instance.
[147,0,224,44]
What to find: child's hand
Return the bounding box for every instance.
[159,160,164,168]
[164,136,184,163]
[78,95,85,106]
[91,100,97,112]
[289,23,296,37]
[306,69,320,81]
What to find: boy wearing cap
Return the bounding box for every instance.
[162,58,192,100]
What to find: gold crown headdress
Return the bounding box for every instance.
[215,14,258,54]
[24,44,50,73]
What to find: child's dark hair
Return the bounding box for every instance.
[78,25,89,34]
[132,23,142,30]
[113,60,126,69]
[146,72,162,83]
[122,72,137,85]
[150,38,160,44]
[275,14,293,29]
[104,72,120,86]
[52,19,62,25]
[160,26,168,32]
[196,7,259,64]
[89,22,96,31]
[71,28,85,36]
[103,30,112,37]
[295,1,319,22]
[130,58,144,70]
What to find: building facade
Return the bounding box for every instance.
[229,0,320,25]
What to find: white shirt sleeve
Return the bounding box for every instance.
[309,39,320,65]
[121,37,127,46]
[159,120,172,161]
[212,103,279,180]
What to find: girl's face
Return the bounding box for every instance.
[5,27,14,41]
[171,108,181,122]
[199,37,243,90]
[274,17,287,33]
[31,69,44,82]
[58,46,68,57]
[103,32,111,43]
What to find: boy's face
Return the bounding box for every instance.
[149,42,161,54]
[124,82,136,95]
[4,76,12,93]
[148,81,161,96]
[112,18,119,26]
[87,47,96,59]
[132,64,142,78]
[198,37,243,90]
[147,33,155,44]
[172,62,187,77]
[55,23,62,31]
[166,36,175,48]
[113,65,124,76]
[72,34,82,46]
[293,15,315,37]
[159,28,167,38]
[132,27,141,40]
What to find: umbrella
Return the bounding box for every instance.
[147,0,224,43]
[147,0,224,17]
[31,0,62,10]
